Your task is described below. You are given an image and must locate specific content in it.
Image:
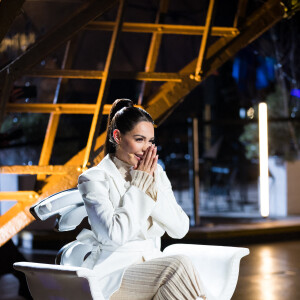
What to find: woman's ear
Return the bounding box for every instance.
[113,129,121,144]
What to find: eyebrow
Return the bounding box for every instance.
[133,134,155,140]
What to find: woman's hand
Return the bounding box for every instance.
[134,144,158,176]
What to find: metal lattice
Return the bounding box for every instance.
[0,0,298,246]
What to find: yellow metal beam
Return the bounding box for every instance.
[26,69,184,82]
[0,132,106,246]
[202,0,286,76]
[6,103,143,114]
[27,69,104,79]
[38,113,60,180]
[0,203,35,246]
[6,103,98,114]
[0,165,81,175]
[38,39,79,181]
[86,21,239,37]
[194,0,216,81]
[0,191,39,202]
[145,0,287,121]
[83,0,125,168]
[0,0,291,247]
[138,0,169,104]
[0,0,118,83]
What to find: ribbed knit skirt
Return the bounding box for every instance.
[110,255,206,300]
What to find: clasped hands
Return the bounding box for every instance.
[134,144,158,176]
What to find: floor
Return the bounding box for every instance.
[232,240,300,300]
[0,240,299,300]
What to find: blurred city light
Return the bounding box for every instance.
[291,89,300,98]
[247,107,255,119]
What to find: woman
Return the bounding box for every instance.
[77,99,206,300]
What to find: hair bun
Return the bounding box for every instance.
[114,98,133,111]
[109,98,133,122]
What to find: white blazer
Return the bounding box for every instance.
[76,154,189,299]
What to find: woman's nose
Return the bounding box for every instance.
[142,142,152,152]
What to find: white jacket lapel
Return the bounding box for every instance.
[98,155,127,196]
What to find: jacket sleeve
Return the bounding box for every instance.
[150,166,190,239]
[78,168,156,246]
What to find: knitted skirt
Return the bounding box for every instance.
[110,254,206,300]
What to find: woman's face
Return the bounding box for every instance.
[114,121,155,167]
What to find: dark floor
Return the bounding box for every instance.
[0,248,57,300]
[233,240,300,300]
[0,240,299,299]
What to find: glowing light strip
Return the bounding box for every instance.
[259,102,269,217]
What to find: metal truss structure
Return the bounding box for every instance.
[0,0,299,246]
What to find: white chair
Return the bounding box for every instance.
[163,244,249,300]
[14,189,249,300]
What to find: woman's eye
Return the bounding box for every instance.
[135,138,143,142]
[150,140,155,144]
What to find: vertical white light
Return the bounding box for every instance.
[259,102,269,217]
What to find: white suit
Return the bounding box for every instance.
[76,154,189,299]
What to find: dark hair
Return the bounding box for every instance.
[104,98,154,155]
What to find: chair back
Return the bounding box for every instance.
[30,188,87,232]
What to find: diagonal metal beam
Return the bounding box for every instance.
[38,38,79,181]
[193,0,216,81]
[145,0,287,122]
[202,0,287,76]
[0,0,25,44]
[138,0,169,104]
[233,0,248,28]
[0,0,118,83]
[0,0,117,132]
[82,0,126,168]
[0,203,36,246]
